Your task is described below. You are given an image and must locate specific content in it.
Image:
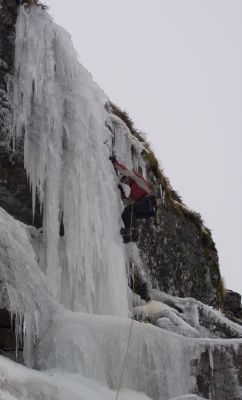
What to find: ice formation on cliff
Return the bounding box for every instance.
[0,4,242,400]
[13,5,131,316]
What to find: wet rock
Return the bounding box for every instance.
[0,327,16,350]
[0,308,11,329]
[0,144,42,227]
[195,344,242,400]
[0,0,18,143]
[137,198,221,308]
[224,290,241,314]
[223,289,242,326]
[0,1,43,227]
[0,307,22,362]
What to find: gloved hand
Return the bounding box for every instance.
[109,154,117,163]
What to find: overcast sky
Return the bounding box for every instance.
[46,0,242,295]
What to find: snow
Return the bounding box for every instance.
[107,113,147,174]
[133,300,179,320]
[0,356,153,400]
[0,352,210,400]
[149,289,242,338]
[156,313,199,338]
[0,208,196,399]
[0,207,213,399]
[0,207,56,366]
[37,310,204,398]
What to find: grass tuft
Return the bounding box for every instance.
[218,276,226,308]
[110,102,218,252]
[110,102,146,144]
[111,102,221,303]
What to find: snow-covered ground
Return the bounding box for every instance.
[2,177,242,399]
[2,190,242,399]
[0,354,209,400]
[0,356,153,400]
[0,4,241,400]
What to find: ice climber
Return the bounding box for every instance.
[109,155,157,243]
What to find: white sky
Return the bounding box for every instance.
[46,0,242,294]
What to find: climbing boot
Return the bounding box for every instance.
[120,227,139,243]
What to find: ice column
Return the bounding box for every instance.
[13,6,128,317]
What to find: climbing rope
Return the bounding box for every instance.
[115,204,135,400]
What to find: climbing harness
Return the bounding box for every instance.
[115,205,135,400]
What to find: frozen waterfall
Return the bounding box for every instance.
[0,4,241,400]
[13,6,129,316]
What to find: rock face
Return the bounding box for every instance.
[0,307,22,362]
[110,105,222,308]
[0,1,42,227]
[0,3,241,400]
[0,143,42,226]
[224,290,241,313]
[0,0,17,143]
[134,291,242,400]
[0,308,15,351]
[0,0,40,358]
[0,0,221,309]
[194,343,242,400]
[223,290,242,326]
[138,198,220,307]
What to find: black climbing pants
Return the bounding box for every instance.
[122,196,151,229]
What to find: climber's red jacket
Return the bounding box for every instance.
[113,161,152,202]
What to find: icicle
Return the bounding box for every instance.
[13,6,128,317]
[208,346,214,376]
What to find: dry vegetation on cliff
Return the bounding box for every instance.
[110,102,224,306]
[111,103,216,247]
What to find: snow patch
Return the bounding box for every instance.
[0,356,152,400]
[133,300,179,321]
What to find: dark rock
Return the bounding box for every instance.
[137,197,221,308]
[0,1,43,227]
[0,0,18,143]
[223,290,242,326]
[0,327,16,350]
[194,344,242,400]
[199,307,242,339]
[0,308,12,328]
[0,307,23,362]
[129,269,150,302]
[0,144,42,227]
[224,290,241,313]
